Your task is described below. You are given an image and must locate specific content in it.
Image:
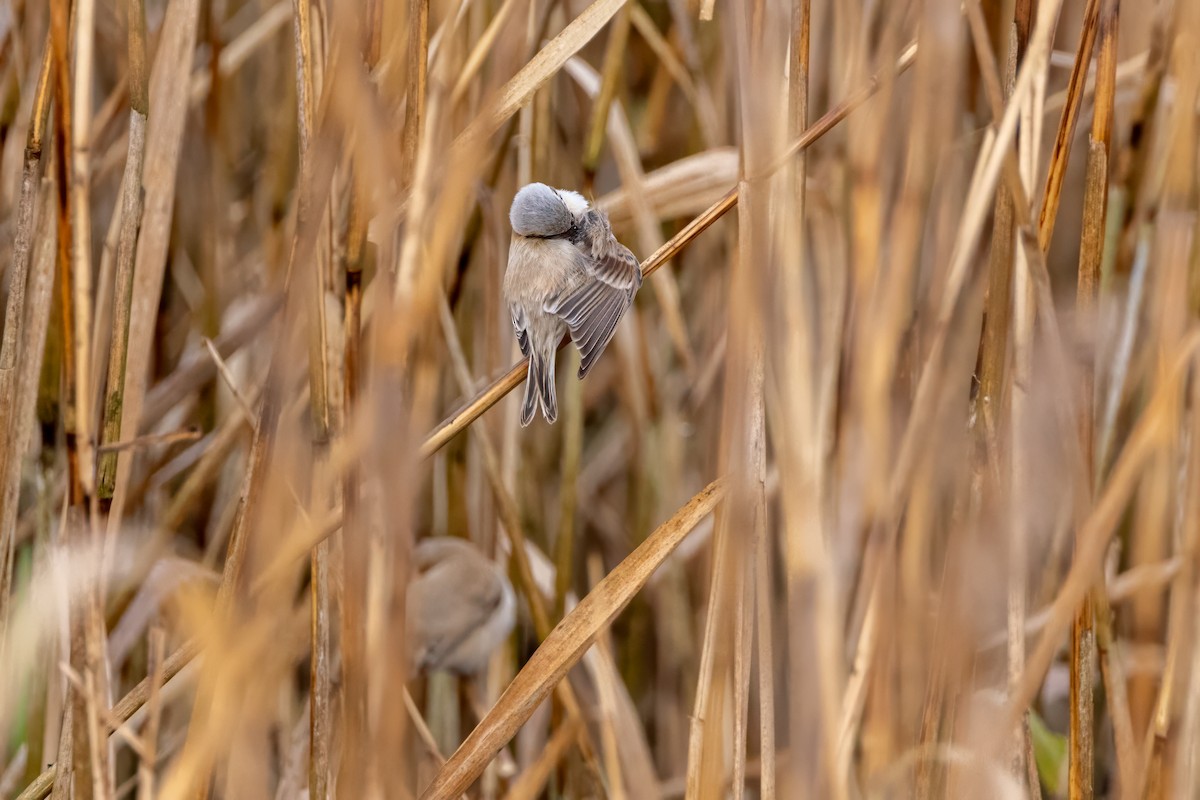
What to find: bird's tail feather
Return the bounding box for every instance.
[520,345,558,425]
[520,356,540,426]
[538,348,557,423]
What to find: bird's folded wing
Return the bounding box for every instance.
[510,303,532,359]
[546,243,642,379]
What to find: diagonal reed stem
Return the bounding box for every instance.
[419,41,917,461]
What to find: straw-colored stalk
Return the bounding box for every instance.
[334,1,383,769]
[1069,0,1119,794]
[338,160,371,800]
[402,0,429,179]
[12,191,59,794]
[288,0,336,795]
[48,0,107,794]
[95,0,150,503]
[0,41,53,644]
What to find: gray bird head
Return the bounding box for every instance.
[510,182,589,237]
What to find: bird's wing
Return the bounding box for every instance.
[510,303,532,359]
[545,216,642,379]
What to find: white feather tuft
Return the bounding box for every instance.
[555,189,590,216]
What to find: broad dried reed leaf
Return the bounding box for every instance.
[420,479,725,800]
[596,148,739,226]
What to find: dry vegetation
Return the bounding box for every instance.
[0,0,1198,797]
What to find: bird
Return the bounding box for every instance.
[406,536,516,676]
[503,182,643,426]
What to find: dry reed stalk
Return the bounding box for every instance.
[47,0,103,793]
[1035,0,1100,253]
[0,40,51,643]
[580,0,631,181]
[174,384,281,800]
[1012,7,1060,796]
[753,475,775,800]
[421,479,725,800]
[1091,575,1138,793]
[103,0,201,535]
[730,524,753,800]
[402,0,429,179]
[95,0,149,503]
[14,193,59,793]
[1167,368,1200,796]
[308,501,332,800]
[287,0,335,794]
[47,705,72,800]
[501,717,579,800]
[701,3,774,797]
[96,429,203,454]
[68,0,97,508]
[449,0,520,103]
[586,598,626,800]
[554,345,582,622]
[1008,2,1049,780]
[974,13,1018,445]
[682,494,726,795]
[771,1,837,796]
[337,23,375,788]
[1068,0,1119,794]
[136,626,166,800]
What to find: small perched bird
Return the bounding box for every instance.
[407,537,516,675]
[503,182,643,425]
